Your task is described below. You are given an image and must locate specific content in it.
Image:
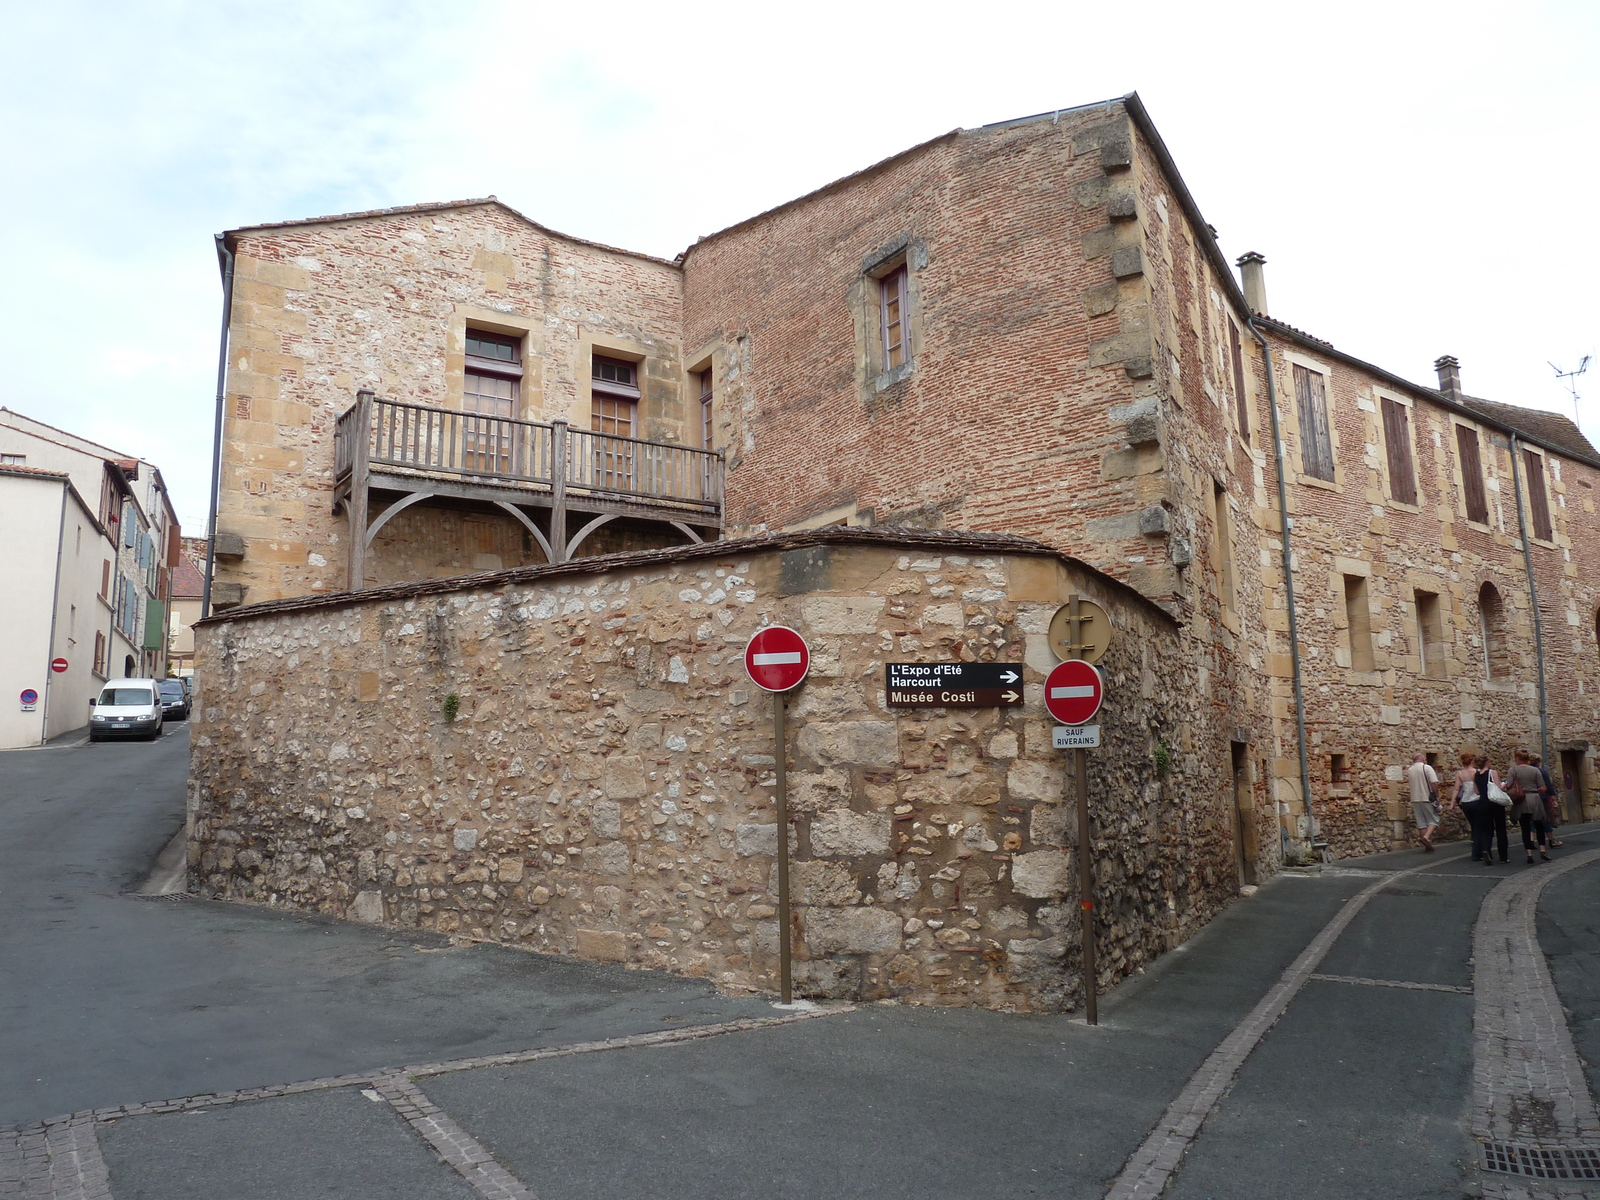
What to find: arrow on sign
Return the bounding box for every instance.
[999,670,1019,683]
[1001,690,1020,703]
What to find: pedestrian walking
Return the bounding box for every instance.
[1532,754,1564,847]
[1507,751,1551,864]
[1455,752,1510,866]
[1407,753,1441,851]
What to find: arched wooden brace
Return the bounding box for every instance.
[492,501,555,564]
[668,521,705,545]
[563,512,618,560]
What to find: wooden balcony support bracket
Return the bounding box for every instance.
[365,490,438,546]
[669,520,706,545]
[492,501,555,564]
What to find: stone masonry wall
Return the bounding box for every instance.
[189,529,1239,1013]
[216,202,687,605]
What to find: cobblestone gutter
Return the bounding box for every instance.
[189,528,1241,1012]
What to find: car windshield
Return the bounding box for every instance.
[159,682,184,698]
[101,688,153,706]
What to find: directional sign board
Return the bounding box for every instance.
[885,662,1025,708]
[744,626,810,692]
[1043,659,1104,725]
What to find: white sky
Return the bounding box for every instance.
[2,0,1595,534]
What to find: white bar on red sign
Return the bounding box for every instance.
[752,652,803,665]
[1053,725,1101,749]
[1050,686,1097,698]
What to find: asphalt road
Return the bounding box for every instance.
[4,727,1599,1199]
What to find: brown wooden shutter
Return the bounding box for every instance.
[1456,426,1489,523]
[1523,449,1553,540]
[1381,397,1417,505]
[1229,319,1249,443]
[1294,365,1335,480]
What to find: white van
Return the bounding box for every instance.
[89,679,165,742]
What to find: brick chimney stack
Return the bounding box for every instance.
[1236,252,1268,316]
[1434,355,1462,399]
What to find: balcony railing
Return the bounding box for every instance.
[335,394,723,514]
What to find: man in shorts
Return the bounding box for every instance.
[1408,753,1441,851]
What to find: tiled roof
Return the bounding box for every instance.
[0,463,69,480]
[1456,396,1600,462]
[171,556,206,599]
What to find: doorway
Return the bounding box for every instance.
[1231,742,1257,886]
[1560,750,1585,824]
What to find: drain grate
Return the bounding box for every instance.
[1480,1141,1600,1180]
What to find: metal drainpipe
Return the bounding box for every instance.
[1246,317,1317,860]
[1507,433,1551,766]
[38,485,69,744]
[201,235,235,621]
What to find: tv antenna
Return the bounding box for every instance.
[1550,356,1589,424]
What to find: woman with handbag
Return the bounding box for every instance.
[1457,753,1510,865]
[1508,751,1552,864]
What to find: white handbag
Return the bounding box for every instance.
[1486,780,1513,808]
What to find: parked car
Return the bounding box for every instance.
[88,679,165,742]
[158,678,190,721]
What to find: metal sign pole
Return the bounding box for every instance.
[774,692,792,1003]
[1076,744,1095,1026]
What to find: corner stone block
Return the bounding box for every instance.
[602,755,648,799]
[799,595,887,634]
[1011,849,1072,898]
[804,907,902,954]
[1007,760,1062,803]
[575,929,628,962]
[1111,246,1144,279]
[1138,505,1172,536]
[810,809,892,857]
[798,721,899,768]
[350,890,384,923]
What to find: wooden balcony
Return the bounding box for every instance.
[333,390,723,589]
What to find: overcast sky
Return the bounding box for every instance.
[2,0,1595,533]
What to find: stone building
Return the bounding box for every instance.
[192,93,1600,1007]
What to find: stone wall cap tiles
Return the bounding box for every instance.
[196,526,1180,630]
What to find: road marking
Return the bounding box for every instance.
[1103,854,1447,1200]
[374,1074,537,1200]
[1308,973,1472,995]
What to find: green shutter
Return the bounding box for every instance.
[143,599,165,650]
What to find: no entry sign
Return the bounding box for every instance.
[744,626,810,693]
[1044,659,1103,725]
[50,658,68,674]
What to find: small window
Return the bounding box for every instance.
[1228,319,1250,443]
[698,369,714,449]
[1331,754,1350,785]
[1416,590,1445,679]
[1523,449,1553,541]
[1344,574,1374,672]
[1212,481,1236,611]
[1293,364,1335,481]
[1457,426,1490,524]
[101,560,111,599]
[1,453,24,465]
[592,356,640,396]
[880,267,908,371]
[93,631,106,676]
[1381,397,1417,505]
[1479,582,1510,679]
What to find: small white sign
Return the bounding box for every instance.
[1053,725,1100,749]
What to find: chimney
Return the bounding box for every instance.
[1434,355,1461,399]
[1236,252,1268,315]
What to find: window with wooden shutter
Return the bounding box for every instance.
[1380,397,1417,505]
[1293,364,1335,481]
[1228,319,1249,443]
[880,267,908,371]
[591,355,640,489]
[1456,425,1489,523]
[1523,449,1553,541]
[463,330,521,474]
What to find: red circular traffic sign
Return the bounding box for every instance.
[50,658,68,674]
[1044,659,1103,724]
[744,626,810,692]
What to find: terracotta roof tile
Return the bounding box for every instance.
[1456,396,1600,462]
[171,557,206,599]
[0,463,70,480]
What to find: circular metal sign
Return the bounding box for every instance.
[50,658,68,674]
[1048,599,1112,664]
[20,689,38,705]
[1044,659,1104,725]
[744,625,810,693]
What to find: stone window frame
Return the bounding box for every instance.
[683,342,724,452]
[853,234,927,399]
[1209,476,1239,625]
[1408,580,1449,682]
[1476,578,1514,683]
[1373,386,1423,513]
[446,307,545,421]
[1281,348,1343,492]
[578,331,657,439]
[1449,416,1497,531]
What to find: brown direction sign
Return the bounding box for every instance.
[885,662,1025,708]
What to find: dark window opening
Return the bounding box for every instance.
[880,267,908,371]
[1331,754,1350,785]
[1228,318,1250,443]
